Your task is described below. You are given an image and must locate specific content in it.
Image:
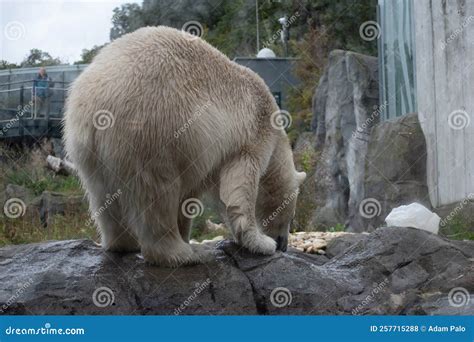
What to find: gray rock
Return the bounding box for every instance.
[311,68,328,146]
[310,51,429,233]
[4,184,35,203]
[405,294,474,315]
[310,50,379,230]
[0,227,472,315]
[1,184,37,218]
[358,113,430,231]
[50,138,66,159]
[2,185,85,227]
[325,233,369,258]
[345,52,379,232]
[38,191,85,227]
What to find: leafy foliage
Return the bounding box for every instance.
[110,3,144,40]
[0,60,20,70]
[20,48,62,67]
[74,45,106,65]
[109,0,377,58]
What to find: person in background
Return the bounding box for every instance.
[33,67,54,117]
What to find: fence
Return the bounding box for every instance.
[0,79,69,139]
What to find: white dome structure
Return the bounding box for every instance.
[256,48,276,58]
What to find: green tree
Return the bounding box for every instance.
[74,45,106,64]
[108,0,376,58]
[106,0,377,135]
[20,49,62,67]
[0,60,20,70]
[110,3,144,40]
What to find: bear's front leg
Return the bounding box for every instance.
[219,151,276,255]
[177,200,193,243]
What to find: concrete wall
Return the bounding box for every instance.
[414,0,474,206]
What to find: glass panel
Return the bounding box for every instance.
[378,0,417,120]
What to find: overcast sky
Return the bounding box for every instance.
[0,0,141,64]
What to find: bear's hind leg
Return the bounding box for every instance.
[99,214,140,253]
[137,185,212,267]
[141,231,212,267]
[86,179,140,252]
[219,150,276,255]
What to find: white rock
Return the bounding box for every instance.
[385,203,440,234]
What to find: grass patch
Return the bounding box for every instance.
[328,223,346,232]
[6,169,82,196]
[440,216,474,240]
[1,212,97,247]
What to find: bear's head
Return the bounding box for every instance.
[257,170,306,252]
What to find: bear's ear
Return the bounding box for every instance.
[296,171,306,185]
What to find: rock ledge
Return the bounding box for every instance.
[0,227,472,315]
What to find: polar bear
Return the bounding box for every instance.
[63,26,306,267]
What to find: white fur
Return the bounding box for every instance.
[63,26,305,267]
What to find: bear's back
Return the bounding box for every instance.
[67,26,265,134]
[64,26,277,184]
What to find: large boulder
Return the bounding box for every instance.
[38,191,85,227]
[310,50,431,232]
[1,184,37,219]
[0,227,472,315]
[1,185,86,227]
[310,50,379,229]
[357,113,430,231]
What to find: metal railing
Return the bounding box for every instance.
[0,79,69,138]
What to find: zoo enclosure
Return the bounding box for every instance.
[0,64,87,139]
